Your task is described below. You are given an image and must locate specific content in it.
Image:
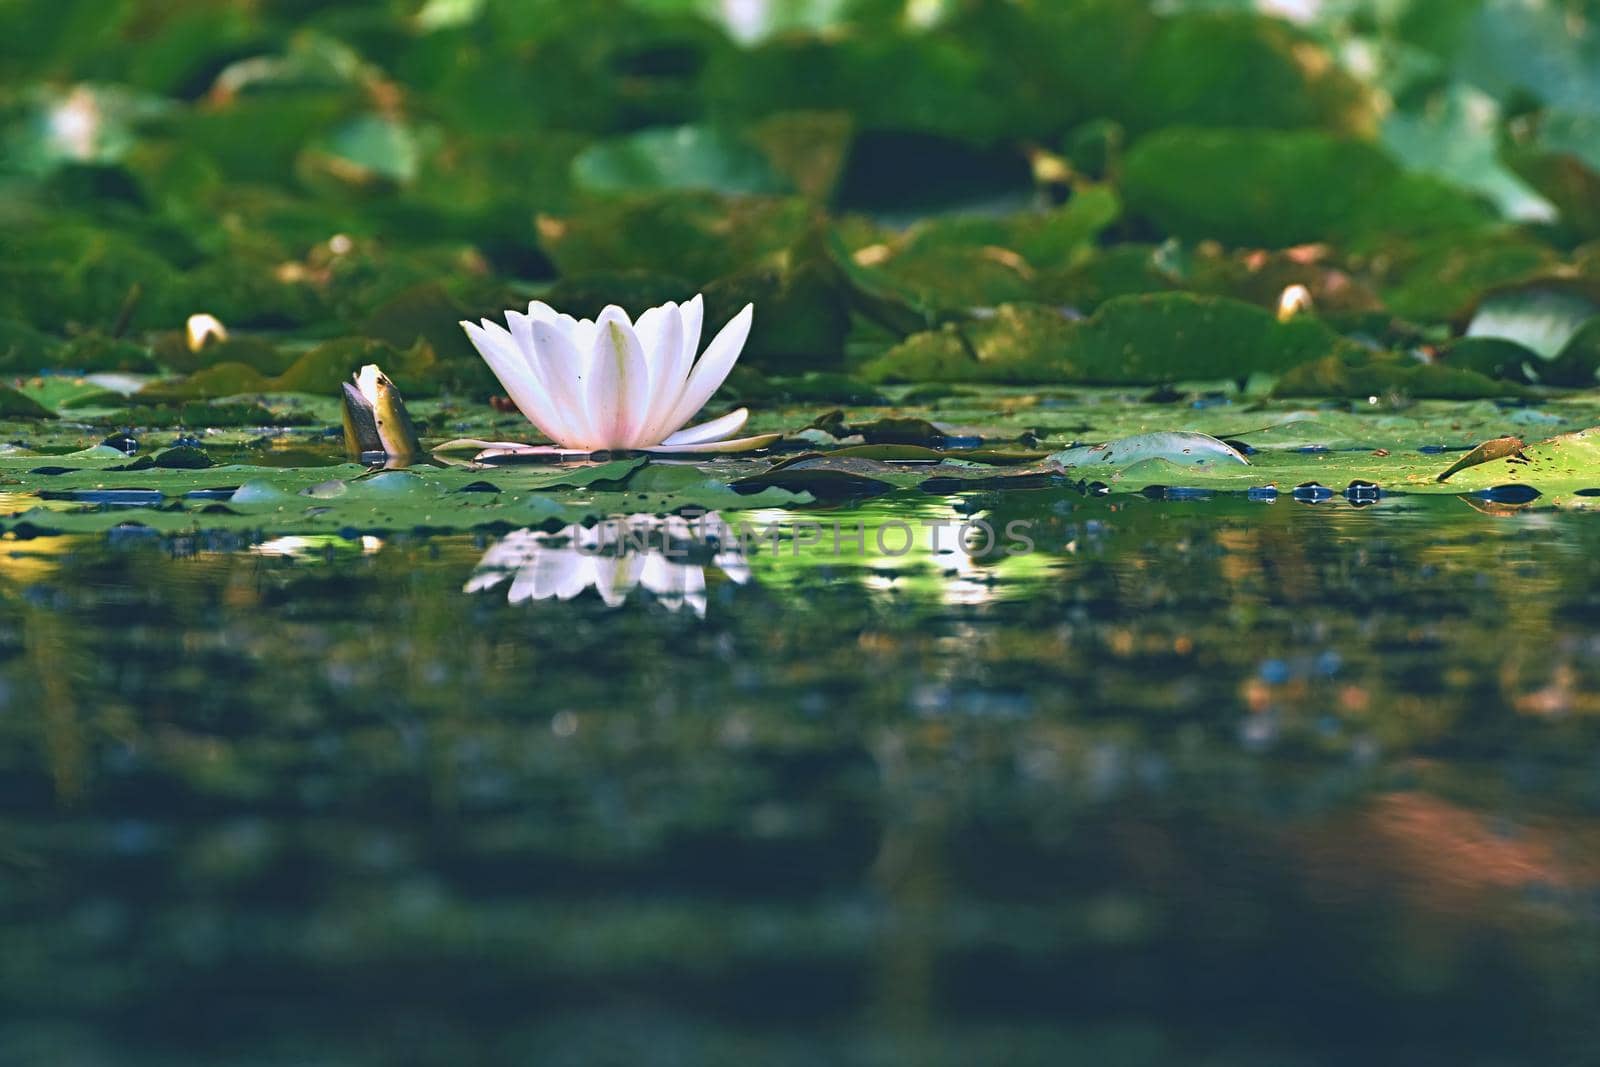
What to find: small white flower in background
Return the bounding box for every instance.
[185,313,228,351]
[1258,0,1320,24]
[465,513,750,617]
[459,295,778,454]
[1276,284,1314,322]
[47,86,102,161]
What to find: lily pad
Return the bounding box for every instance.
[0,456,812,535]
[1122,128,1493,247]
[1050,432,1249,471]
[0,385,57,419]
[1442,427,1600,506]
[863,294,1368,386]
[1275,350,1526,400]
[1467,285,1600,359]
[572,125,793,197]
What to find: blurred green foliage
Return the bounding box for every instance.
[4,0,1600,402]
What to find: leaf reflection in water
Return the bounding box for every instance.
[465,512,749,615]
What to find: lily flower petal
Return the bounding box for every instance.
[632,302,672,368]
[586,306,652,448]
[643,432,780,454]
[525,299,563,327]
[461,320,568,445]
[659,406,748,447]
[478,317,578,444]
[680,294,705,371]
[505,309,536,358]
[636,303,691,443]
[659,303,753,435]
[460,295,767,455]
[528,318,596,448]
[569,318,598,359]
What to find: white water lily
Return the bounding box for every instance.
[459,295,778,454]
[465,513,750,616]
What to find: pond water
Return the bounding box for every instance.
[3,491,1599,1065]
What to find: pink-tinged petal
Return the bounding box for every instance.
[632,302,684,421]
[472,445,597,461]
[500,313,578,438]
[479,318,578,444]
[432,437,593,458]
[659,303,752,436]
[659,406,748,447]
[681,294,705,365]
[637,304,691,444]
[569,318,598,361]
[633,303,672,370]
[586,306,652,448]
[505,309,537,361]
[460,320,566,444]
[529,318,596,448]
[527,301,586,350]
[642,432,779,454]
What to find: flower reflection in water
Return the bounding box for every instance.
[465,512,749,616]
[252,534,385,560]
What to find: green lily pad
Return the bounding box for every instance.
[0,385,56,419]
[537,192,812,284]
[1375,231,1559,322]
[0,457,812,535]
[572,124,793,197]
[1123,128,1493,247]
[1050,431,1249,471]
[0,319,62,371]
[863,294,1367,386]
[1275,349,1527,400]
[1443,428,1600,505]
[1381,83,1553,222]
[1468,284,1599,356]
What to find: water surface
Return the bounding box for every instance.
[2,493,1598,1065]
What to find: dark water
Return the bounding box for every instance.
[3,492,1600,1065]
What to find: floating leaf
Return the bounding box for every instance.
[572,124,792,197]
[1442,427,1600,506]
[0,385,57,419]
[537,193,812,284]
[1436,436,1527,482]
[1275,350,1527,400]
[1123,128,1493,247]
[1050,431,1249,472]
[1381,83,1553,222]
[0,457,811,534]
[1467,285,1600,361]
[864,294,1366,385]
